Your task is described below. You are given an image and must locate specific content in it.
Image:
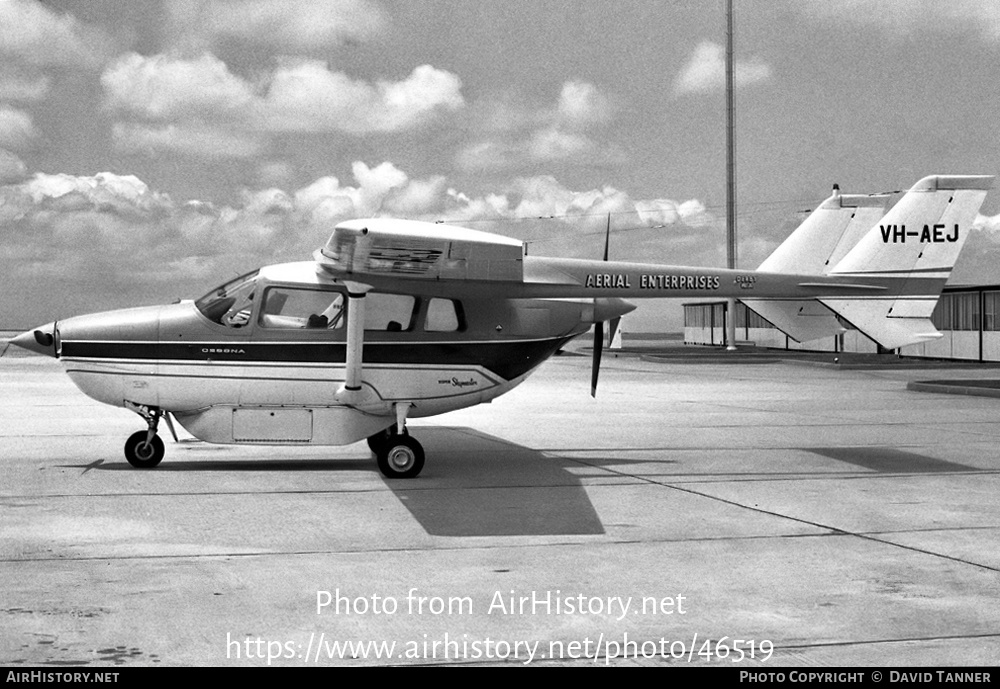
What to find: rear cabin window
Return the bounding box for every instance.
[424,298,462,332]
[364,293,416,331]
[259,287,345,329]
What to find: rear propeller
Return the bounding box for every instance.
[591,215,611,397]
[591,320,604,397]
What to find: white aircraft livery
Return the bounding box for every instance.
[10,174,993,478]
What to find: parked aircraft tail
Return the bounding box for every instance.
[743,187,891,343]
[819,175,992,349]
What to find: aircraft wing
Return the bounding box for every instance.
[313,218,881,301]
[315,218,525,283]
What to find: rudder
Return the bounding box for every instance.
[821,174,993,349]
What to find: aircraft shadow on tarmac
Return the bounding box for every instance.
[396,427,607,537]
[806,447,978,473]
[58,437,983,538]
[58,427,607,538]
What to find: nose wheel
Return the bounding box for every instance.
[124,430,165,468]
[123,401,165,468]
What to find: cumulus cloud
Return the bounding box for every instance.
[111,122,266,160]
[167,0,388,53]
[557,81,613,126]
[532,128,598,161]
[797,0,1000,41]
[457,80,618,171]
[263,61,465,133]
[23,172,173,216]
[948,212,1000,285]
[294,161,410,221]
[0,0,113,70]
[0,148,27,183]
[673,41,772,96]
[0,106,39,150]
[256,160,295,189]
[0,162,717,297]
[0,70,50,102]
[101,52,466,156]
[102,52,255,121]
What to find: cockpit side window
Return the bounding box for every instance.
[259,287,346,329]
[195,271,259,328]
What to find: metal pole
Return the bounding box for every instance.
[725,0,738,351]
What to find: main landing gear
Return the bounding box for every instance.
[367,426,425,479]
[367,404,425,479]
[123,402,165,468]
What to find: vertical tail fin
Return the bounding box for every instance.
[820,174,993,349]
[744,188,891,343]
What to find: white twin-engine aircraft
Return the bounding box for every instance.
[10,174,993,478]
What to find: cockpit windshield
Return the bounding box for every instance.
[195,270,259,327]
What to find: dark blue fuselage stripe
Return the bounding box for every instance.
[60,338,574,381]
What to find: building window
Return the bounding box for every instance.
[984,292,1000,332]
[931,294,952,331]
[951,292,980,331]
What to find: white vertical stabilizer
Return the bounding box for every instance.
[744,189,890,343]
[820,175,993,349]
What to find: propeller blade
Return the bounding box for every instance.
[591,321,604,397]
[602,213,610,261]
[608,316,621,349]
[590,214,612,397]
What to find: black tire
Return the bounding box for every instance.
[366,424,401,455]
[376,434,424,479]
[124,430,165,468]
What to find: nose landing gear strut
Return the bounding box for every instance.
[123,401,165,468]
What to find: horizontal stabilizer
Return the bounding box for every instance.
[746,188,889,343]
[819,299,942,349]
[743,300,843,343]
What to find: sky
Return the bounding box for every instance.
[2,0,1000,330]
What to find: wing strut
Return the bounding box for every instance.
[338,282,371,401]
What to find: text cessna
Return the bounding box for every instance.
[585,273,721,290]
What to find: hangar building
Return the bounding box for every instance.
[684,284,1000,361]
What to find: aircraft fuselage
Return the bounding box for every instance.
[21,261,622,448]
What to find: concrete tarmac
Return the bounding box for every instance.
[2,347,999,667]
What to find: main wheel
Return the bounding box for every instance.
[376,434,424,479]
[366,424,403,455]
[124,431,165,468]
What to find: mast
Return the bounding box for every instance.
[725,0,738,350]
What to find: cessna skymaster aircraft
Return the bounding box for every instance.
[9,174,993,478]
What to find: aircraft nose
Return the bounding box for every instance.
[10,322,58,357]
